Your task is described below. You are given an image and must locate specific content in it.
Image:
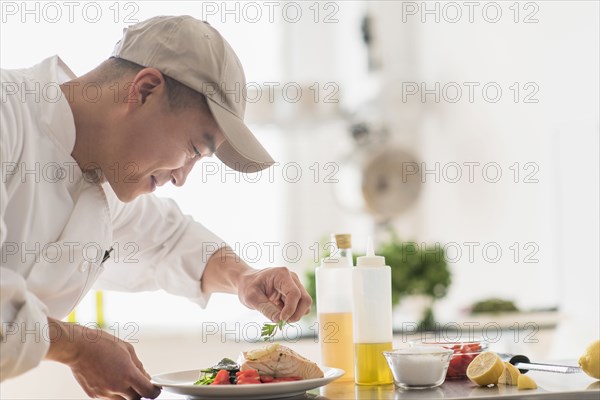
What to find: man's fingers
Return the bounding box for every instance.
[287,295,312,322]
[130,370,161,399]
[269,291,283,308]
[122,387,142,400]
[245,286,283,322]
[136,358,152,380]
[127,345,159,398]
[279,281,302,322]
[258,300,283,322]
[126,344,152,380]
[287,274,313,322]
[240,267,312,322]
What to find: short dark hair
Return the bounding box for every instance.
[97,57,209,111]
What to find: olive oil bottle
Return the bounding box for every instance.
[315,234,355,381]
[352,239,393,385]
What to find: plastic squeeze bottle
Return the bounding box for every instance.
[352,238,393,385]
[315,235,355,381]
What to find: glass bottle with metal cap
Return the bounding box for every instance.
[315,234,355,381]
[334,233,353,267]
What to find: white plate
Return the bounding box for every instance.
[151,366,345,399]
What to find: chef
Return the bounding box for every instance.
[0,16,312,399]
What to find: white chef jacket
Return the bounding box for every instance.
[0,56,225,380]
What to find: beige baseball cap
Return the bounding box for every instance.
[112,15,274,172]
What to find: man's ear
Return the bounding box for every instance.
[127,68,165,106]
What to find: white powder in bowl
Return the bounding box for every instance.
[384,347,452,388]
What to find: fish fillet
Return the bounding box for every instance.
[240,344,324,379]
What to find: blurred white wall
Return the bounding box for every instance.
[263,1,599,347]
[365,1,599,344]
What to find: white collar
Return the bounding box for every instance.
[30,56,78,158]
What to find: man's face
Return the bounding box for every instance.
[102,71,225,202]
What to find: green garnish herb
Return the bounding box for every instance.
[260,320,287,341]
[193,370,217,385]
[193,358,240,385]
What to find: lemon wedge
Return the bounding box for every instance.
[498,362,521,385]
[517,374,537,390]
[466,351,504,386]
[579,339,600,379]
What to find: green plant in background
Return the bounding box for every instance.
[381,236,451,304]
[470,298,519,314]
[304,232,452,330]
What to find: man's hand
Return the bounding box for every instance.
[201,247,312,322]
[45,318,160,400]
[236,267,312,323]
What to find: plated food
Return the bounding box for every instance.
[151,343,343,398]
[194,344,324,386]
[151,366,344,400]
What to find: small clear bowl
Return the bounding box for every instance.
[410,338,489,380]
[383,346,453,390]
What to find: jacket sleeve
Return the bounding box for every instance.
[0,83,50,381]
[95,185,226,308]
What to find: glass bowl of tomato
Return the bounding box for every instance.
[409,339,488,380]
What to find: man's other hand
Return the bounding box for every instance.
[45,319,161,400]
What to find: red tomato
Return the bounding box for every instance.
[237,379,261,384]
[211,369,231,385]
[446,353,478,379]
[260,375,274,383]
[236,369,261,384]
[423,341,483,379]
[464,344,481,353]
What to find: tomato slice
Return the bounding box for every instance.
[237,378,261,384]
[465,343,481,353]
[210,369,231,385]
[236,369,261,384]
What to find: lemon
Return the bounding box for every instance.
[517,374,537,390]
[466,352,505,386]
[579,339,600,380]
[498,362,521,385]
[587,381,600,390]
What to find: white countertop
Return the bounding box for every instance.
[156,362,599,400]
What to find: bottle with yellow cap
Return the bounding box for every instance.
[352,238,393,385]
[315,234,355,381]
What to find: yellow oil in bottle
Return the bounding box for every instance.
[318,312,354,381]
[354,342,393,385]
